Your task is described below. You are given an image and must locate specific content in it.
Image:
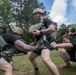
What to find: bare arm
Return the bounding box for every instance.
[68,31,76,36]
[50,43,73,48]
[33,24,56,36]
[41,24,56,34]
[14,40,37,51]
[71,32,76,35]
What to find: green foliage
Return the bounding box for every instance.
[0,0,45,27]
[1,0,76,44]
[56,23,76,43]
[69,24,76,28]
[60,24,66,29]
[55,29,62,43]
[0,0,45,43]
[9,0,45,26]
[0,0,13,24]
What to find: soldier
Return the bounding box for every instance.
[12,27,27,54]
[29,8,60,75]
[0,22,38,75]
[50,34,76,68]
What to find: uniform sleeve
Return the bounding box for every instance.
[44,18,53,28]
[2,32,20,45]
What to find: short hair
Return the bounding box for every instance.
[61,34,70,40]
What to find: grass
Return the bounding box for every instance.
[0,50,76,75]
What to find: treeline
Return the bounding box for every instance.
[0,0,45,26]
[0,0,46,42]
[0,0,76,43]
[56,23,76,43]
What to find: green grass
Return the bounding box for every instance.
[0,50,76,75]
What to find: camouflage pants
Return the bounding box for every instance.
[0,47,15,62]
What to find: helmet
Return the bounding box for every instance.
[12,27,23,35]
[33,8,44,15]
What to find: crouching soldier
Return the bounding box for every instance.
[50,34,76,68]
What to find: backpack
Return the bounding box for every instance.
[0,35,8,48]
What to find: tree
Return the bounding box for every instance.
[0,0,13,24]
[60,24,66,29]
[0,0,45,43]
